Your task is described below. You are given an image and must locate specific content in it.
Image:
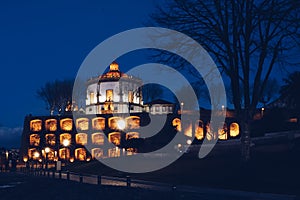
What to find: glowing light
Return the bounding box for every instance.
[117,119,126,130]
[230,123,240,137]
[45,147,50,153]
[33,151,40,159]
[23,156,28,163]
[62,139,70,147]
[186,139,192,145]
[70,157,74,163]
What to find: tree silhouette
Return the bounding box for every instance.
[151,0,300,161]
[36,79,74,115]
[280,71,300,110]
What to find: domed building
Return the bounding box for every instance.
[85,62,144,114]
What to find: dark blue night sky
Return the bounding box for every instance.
[0,0,159,148]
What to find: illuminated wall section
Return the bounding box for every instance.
[30,119,42,132]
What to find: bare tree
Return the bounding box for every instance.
[151,0,300,161]
[36,79,74,115]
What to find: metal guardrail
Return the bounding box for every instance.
[18,167,297,200]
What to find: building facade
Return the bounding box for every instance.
[20,62,240,164]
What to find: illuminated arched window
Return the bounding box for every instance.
[91,133,105,145]
[126,132,139,140]
[218,123,228,140]
[75,148,86,161]
[29,134,40,146]
[45,134,56,146]
[30,119,42,132]
[91,148,103,159]
[59,148,70,160]
[43,148,55,161]
[76,133,88,145]
[126,116,140,129]
[230,123,240,137]
[195,120,204,140]
[76,118,89,131]
[108,132,121,145]
[108,147,120,158]
[92,117,105,130]
[106,89,113,102]
[45,119,57,131]
[60,133,71,145]
[172,118,181,132]
[183,120,192,137]
[206,122,215,141]
[108,117,125,130]
[126,148,137,156]
[60,118,73,131]
[28,148,37,159]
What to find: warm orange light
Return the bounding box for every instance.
[33,151,40,159]
[230,123,240,137]
[23,156,28,163]
[172,118,182,132]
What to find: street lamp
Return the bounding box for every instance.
[33,151,40,169]
[44,147,50,170]
[180,102,184,114]
[62,139,70,168]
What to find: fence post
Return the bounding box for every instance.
[97,175,101,186]
[59,171,62,179]
[126,176,131,187]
